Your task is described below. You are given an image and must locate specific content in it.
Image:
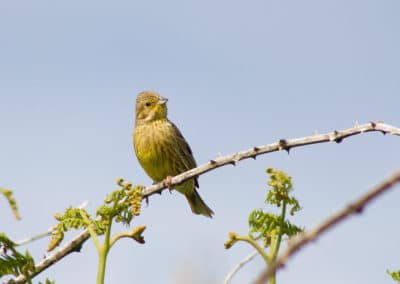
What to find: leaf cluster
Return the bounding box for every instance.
[265,168,301,216]
[48,179,143,252]
[0,233,35,280]
[249,168,302,244]
[387,270,400,283]
[48,207,100,252]
[248,210,302,241]
[1,188,21,220]
[98,178,143,225]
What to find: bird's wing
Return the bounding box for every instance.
[169,121,199,188]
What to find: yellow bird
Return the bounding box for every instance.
[133,91,214,218]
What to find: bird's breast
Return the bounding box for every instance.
[134,121,173,181]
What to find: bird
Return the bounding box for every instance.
[133,91,214,218]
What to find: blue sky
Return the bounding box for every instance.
[1,1,400,283]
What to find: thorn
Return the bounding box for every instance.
[73,244,83,253]
[209,159,217,165]
[230,154,240,165]
[331,131,342,143]
[252,155,257,160]
[335,137,343,144]
[348,204,363,214]
[329,130,338,142]
[145,196,149,206]
[285,147,291,154]
[370,121,376,128]
[380,131,387,135]
[278,139,289,151]
[253,146,260,152]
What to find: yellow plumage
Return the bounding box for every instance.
[133,91,214,218]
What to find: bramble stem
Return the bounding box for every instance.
[97,218,112,284]
[268,201,287,284]
[80,209,102,252]
[96,199,118,284]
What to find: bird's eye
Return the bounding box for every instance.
[145,102,152,107]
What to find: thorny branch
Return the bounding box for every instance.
[8,121,400,284]
[142,122,399,197]
[255,169,400,284]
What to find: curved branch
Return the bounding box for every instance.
[255,169,400,284]
[141,121,400,197]
[8,121,400,284]
[109,226,146,248]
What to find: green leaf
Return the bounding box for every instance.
[1,188,21,220]
[0,233,35,278]
[387,269,400,283]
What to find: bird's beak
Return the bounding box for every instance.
[158,97,168,105]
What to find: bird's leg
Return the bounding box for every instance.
[163,175,173,193]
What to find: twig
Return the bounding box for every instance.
[255,170,400,284]
[8,121,400,283]
[224,250,259,284]
[15,227,54,247]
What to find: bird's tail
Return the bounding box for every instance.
[185,189,214,218]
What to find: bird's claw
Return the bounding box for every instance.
[163,176,173,193]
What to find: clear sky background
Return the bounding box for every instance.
[1,1,399,283]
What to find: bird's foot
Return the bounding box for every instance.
[163,176,173,193]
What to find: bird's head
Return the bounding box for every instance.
[135,91,168,124]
